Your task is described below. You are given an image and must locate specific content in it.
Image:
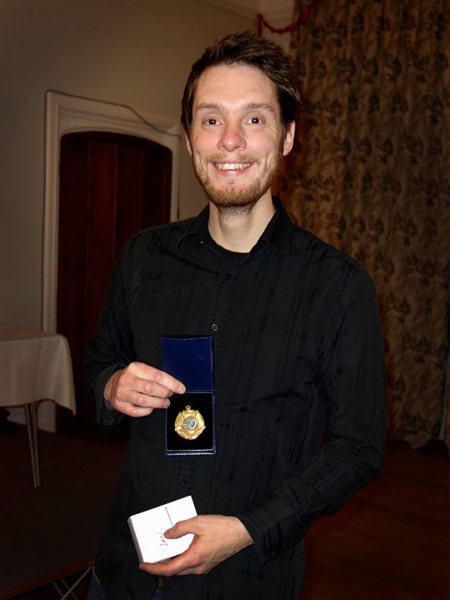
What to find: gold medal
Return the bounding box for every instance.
[174,405,206,440]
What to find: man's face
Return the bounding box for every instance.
[186,64,294,211]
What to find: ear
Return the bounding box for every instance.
[282,121,295,156]
[185,133,192,156]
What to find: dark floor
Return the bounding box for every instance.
[7,570,92,599]
[301,439,450,600]
[0,423,126,600]
[1,421,449,600]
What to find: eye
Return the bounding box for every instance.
[247,115,264,125]
[204,117,220,126]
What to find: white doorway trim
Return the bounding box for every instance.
[42,90,181,333]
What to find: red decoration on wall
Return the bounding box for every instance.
[257,0,321,36]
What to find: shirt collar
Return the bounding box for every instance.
[178,196,297,258]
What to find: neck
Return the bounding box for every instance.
[208,192,275,252]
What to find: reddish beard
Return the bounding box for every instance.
[192,152,282,211]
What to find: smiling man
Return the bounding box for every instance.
[186,63,294,254]
[188,64,293,207]
[85,32,385,600]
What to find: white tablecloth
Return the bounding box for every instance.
[0,323,75,413]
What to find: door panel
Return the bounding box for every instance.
[57,131,172,440]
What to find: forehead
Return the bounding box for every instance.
[193,64,279,112]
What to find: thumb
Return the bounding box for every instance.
[164,517,195,539]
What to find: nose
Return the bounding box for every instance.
[218,121,246,152]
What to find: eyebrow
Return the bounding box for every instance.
[195,102,277,114]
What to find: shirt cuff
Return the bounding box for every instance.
[94,364,125,428]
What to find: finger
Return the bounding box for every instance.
[114,375,178,408]
[105,368,173,418]
[131,388,171,408]
[136,379,179,402]
[140,552,195,577]
[111,390,153,414]
[128,362,186,394]
[120,403,155,418]
[164,519,196,539]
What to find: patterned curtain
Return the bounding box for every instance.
[277,0,450,450]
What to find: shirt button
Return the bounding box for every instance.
[211,323,219,332]
[178,477,187,485]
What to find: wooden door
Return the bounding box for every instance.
[57,131,172,440]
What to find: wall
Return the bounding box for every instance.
[0,0,254,329]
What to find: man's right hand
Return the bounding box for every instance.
[104,362,185,418]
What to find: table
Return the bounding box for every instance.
[0,323,76,487]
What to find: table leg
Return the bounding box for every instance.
[24,403,41,488]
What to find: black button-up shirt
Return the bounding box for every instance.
[85,199,385,600]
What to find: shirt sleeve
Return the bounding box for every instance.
[83,244,136,428]
[238,268,386,563]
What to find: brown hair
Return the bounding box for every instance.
[181,31,301,134]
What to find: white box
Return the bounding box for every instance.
[127,496,197,563]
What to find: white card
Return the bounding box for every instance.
[127,495,197,563]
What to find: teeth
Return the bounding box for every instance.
[215,162,251,170]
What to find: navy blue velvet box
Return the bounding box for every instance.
[161,336,216,456]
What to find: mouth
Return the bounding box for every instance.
[214,161,252,170]
[212,161,254,175]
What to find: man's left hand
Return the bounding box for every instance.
[140,515,253,576]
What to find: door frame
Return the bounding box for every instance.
[42,90,181,333]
